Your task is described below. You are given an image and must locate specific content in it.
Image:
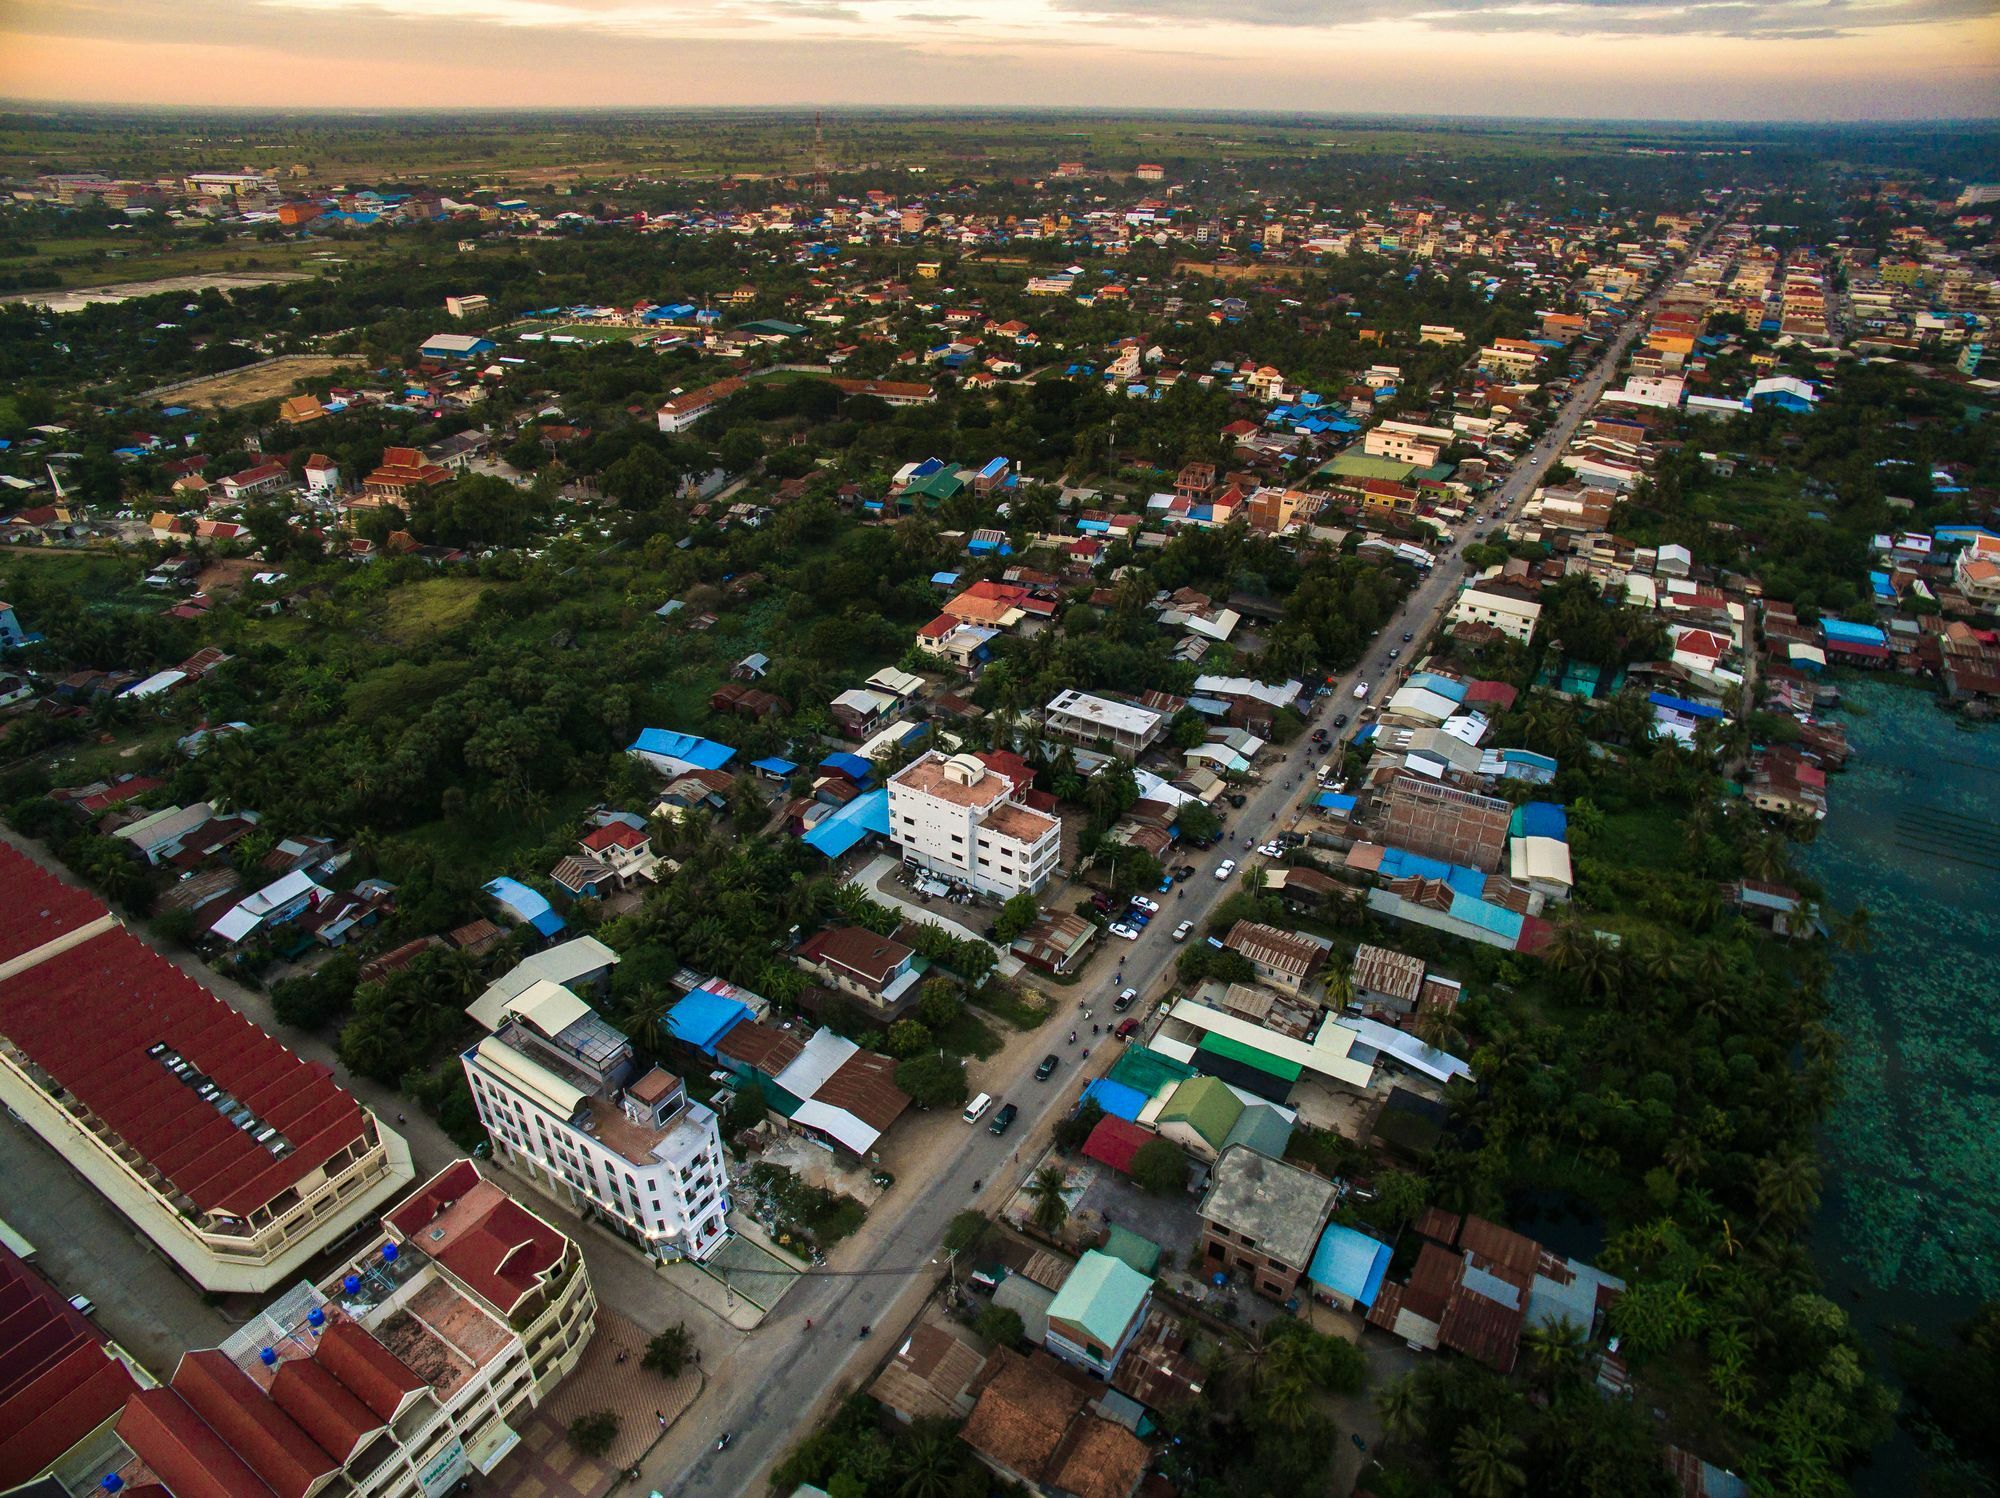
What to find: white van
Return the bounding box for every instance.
[1352,682,1370,700]
[962,1092,993,1124]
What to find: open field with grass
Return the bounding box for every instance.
[0,233,378,295]
[146,353,348,408]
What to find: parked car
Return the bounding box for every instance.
[1174,864,1196,881]
[1130,894,1160,914]
[989,1103,1019,1135]
[1353,682,1370,700]
[1172,920,1194,942]
[66,1294,95,1317]
[1114,987,1139,1011]
[1115,1017,1142,1040]
[1226,792,1247,808]
[1035,1054,1060,1080]
[1257,841,1282,857]
[1127,910,1150,928]
[1214,859,1237,881]
[1108,921,1141,940]
[1089,891,1114,912]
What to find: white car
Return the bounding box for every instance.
[1172,920,1194,942]
[1129,895,1161,914]
[1108,922,1141,941]
[1257,842,1282,857]
[1214,859,1237,881]
[1353,682,1370,700]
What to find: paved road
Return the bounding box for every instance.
[669,221,1724,1498]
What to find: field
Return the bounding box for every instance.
[0,233,375,295]
[545,322,643,343]
[378,578,494,644]
[144,354,348,409]
[1172,260,1313,282]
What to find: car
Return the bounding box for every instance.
[989,1103,1019,1135]
[1174,864,1196,881]
[1473,529,1486,539]
[1130,894,1160,914]
[1115,1017,1143,1040]
[1402,631,1414,642]
[1334,713,1349,728]
[1214,859,1236,881]
[1108,921,1141,940]
[1172,919,1194,942]
[1353,682,1370,699]
[67,1294,96,1317]
[1158,876,1175,894]
[1089,891,1114,912]
[1127,910,1150,928]
[1115,986,1139,1010]
[1035,1054,1060,1081]
[871,1169,896,1188]
[1226,792,1248,808]
[1388,648,1400,660]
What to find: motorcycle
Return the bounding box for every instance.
[716,1433,733,1453]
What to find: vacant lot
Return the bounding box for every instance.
[149,354,347,409]
[379,577,492,644]
[1172,260,1312,283]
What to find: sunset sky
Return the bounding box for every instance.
[1,0,1995,119]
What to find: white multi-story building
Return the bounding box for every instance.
[887,751,1062,899]
[462,964,729,1263]
[1044,688,1165,754]
[1365,419,1453,467]
[1448,581,1544,643]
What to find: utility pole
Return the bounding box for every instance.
[812,110,830,201]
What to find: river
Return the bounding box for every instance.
[1796,676,2000,1489]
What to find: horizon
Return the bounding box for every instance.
[2,0,1995,122]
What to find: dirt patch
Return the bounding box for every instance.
[196,558,262,595]
[154,354,346,410]
[3,271,312,314]
[1172,260,1311,282]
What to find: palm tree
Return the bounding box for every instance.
[1753,1150,1821,1233]
[1373,1372,1426,1455]
[1523,1316,1588,1395]
[1414,1007,1466,1055]
[1027,1166,1069,1234]
[896,1431,958,1498]
[1255,1371,1316,1433]
[1453,1419,1527,1498]
[1834,905,1873,953]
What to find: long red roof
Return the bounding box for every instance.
[0,842,105,966]
[0,1246,141,1488]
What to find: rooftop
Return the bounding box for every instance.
[891,751,1010,809]
[1197,1144,1338,1270]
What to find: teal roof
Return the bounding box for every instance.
[1222,1102,1294,1160]
[1100,1224,1161,1277]
[1047,1250,1151,1350]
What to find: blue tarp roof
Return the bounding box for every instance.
[819,751,874,782]
[931,571,961,586]
[666,988,751,1054]
[802,787,892,859]
[1647,691,1726,720]
[1870,571,1896,599]
[1406,672,1467,703]
[1514,802,1568,841]
[1315,791,1358,813]
[751,756,798,775]
[1080,1078,1150,1122]
[483,877,565,937]
[1377,847,1488,897]
[1307,1224,1392,1307]
[1499,748,1558,772]
[628,728,736,771]
[1448,891,1524,942]
[1822,618,1887,647]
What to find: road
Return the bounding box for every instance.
[668,221,1723,1498]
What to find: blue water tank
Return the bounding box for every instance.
[101,1477,124,1494]
[382,1242,399,1263]
[259,1347,277,1366]
[307,1307,326,1328]
[343,1275,360,1295]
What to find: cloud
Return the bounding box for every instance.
[1050,0,1998,38]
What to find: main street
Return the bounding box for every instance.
[666,223,1721,1498]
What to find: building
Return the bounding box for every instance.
[0,1243,149,1495]
[1197,1144,1339,1300]
[418,332,495,361]
[958,1349,1150,1498]
[1044,689,1165,755]
[445,293,491,319]
[657,377,747,433]
[795,925,924,1017]
[217,461,289,503]
[110,1165,595,1498]
[887,751,1061,899]
[360,447,452,507]
[461,953,729,1262]
[1379,774,1514,873]
[1221,921,1327,994]
[1044,1251,1153,1379]
[1350,942,1426,1014]
[1448,581,1542,643]
[0,843,414,1292]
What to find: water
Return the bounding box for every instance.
[1796,678,2000,1487]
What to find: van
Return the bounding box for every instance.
[962,1092,993,1124]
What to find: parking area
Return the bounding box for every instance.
[0,1108,233,1372]
[698,1227,802,1311]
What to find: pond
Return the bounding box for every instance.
[1795,677,2000,1488]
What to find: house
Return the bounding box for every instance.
[1044,1251,1153,1379]
[1197,1144,1339,1301]
[1350,943,1426,1014]
[869,1319,990,1424]
[1011,910,1097,976]
[1222,921,1327,994]
[1155,1075,1243,1162]
[1448,581,1542,642]
[1044,689,1165,755]
[958,1349,1150,1498]
[795,925,924,1017]
[217,461,288,503]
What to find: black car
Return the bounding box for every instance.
[1174,864,1196,881]
[1035,1054,1060,1081]
[1402,631,1414,642]
[989,1103,1019,1135]
[1334,713,1349,728]
[1226,793,1247,808]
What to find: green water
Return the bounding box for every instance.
[1798,678,2000,1485]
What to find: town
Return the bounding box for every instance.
[0,109,1996,1498]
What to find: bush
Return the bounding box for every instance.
[975,1305,1025,1347]
[1052,1101,1106,1154]
[270,953,360,1032]
[643,1324,692,1377]
[567,1410,619,1457]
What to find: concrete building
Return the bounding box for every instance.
[1043,689,1165,755]
[657,377,747,433]
[1044,1251,1153,1379]
[1197,1145,1339,1301]
[109,1162,595,1498]
[444,293,491,319]
[886,751,1061,899]
[1448,581,1543,643]
[461,954,729,1263]
[0,843,414,1294]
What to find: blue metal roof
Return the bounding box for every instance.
[1514,801,1568,841]
[1307,1224,1392,1307]
[1314,791,1357,813]
[1647,691,1725,720]
[666,988,751,1054]
[1447,891,1524,942]
[1080,1078,1149,1122]
[818,752,874,782]
[751,756,798,776]
[1406,672,1467,702]
[483,877,565,938]
[802,787,892,858]
[1822,618,1887,647]
[628,728,736,771]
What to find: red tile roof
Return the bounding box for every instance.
[0,1247,141,1488]
[384,1161,568,1315]
[0,842,106,967]
[580,822,647,853]
[313,1323,422,1424]
[170,1351,336,1498]
[0,919,367,1217]
[121,1387,280,1498]
[266,1358,379,1463]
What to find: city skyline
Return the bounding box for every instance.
[1,0,1996,120]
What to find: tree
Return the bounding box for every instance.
[1373,1372,1426,1454]
[567,1410,619,1458]
[642,1323,693,1377]
[974,1305,1025,1347]
[1523,1316,1588,1394]
[1027,1165,1069,1233]
[895,1428,962,1498]
[993,891,1040,943]
[724,1079,769,1137]
[886,1019,934,1058]
[916,978,962,1030]
[1129,1138,1187,1195]
[1453,1419,1527,1498]
[895,1053,967,1110]
[719,427,763,475]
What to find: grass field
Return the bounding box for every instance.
[378,578,493,645]
[547,322,641,343]
[0,234,376,293]
[148,354,348,408]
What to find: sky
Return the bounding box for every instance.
[0,0,1995,119]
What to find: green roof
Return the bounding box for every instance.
[1222,1102,1295,1159]
[1159,1075,1244,1150]
[1319,452,1418,483]
[1047,1250,1152,1351]
[1100,1224,1161,1277]
[1107,1044,1197,1100]
[1197,1032,1303,1083]
[904,471,965,502]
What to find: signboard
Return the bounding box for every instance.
[420,1437,467,1498]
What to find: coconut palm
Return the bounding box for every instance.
[1372,1372,1427,1455]
[1834,904,1873,952]
[1523,1316,1589,1394]
[1027,1166,1069,1234]
[1753,1150,1821,1233]
[896,1431,959,1498]
[1453,1419,1527,1498]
